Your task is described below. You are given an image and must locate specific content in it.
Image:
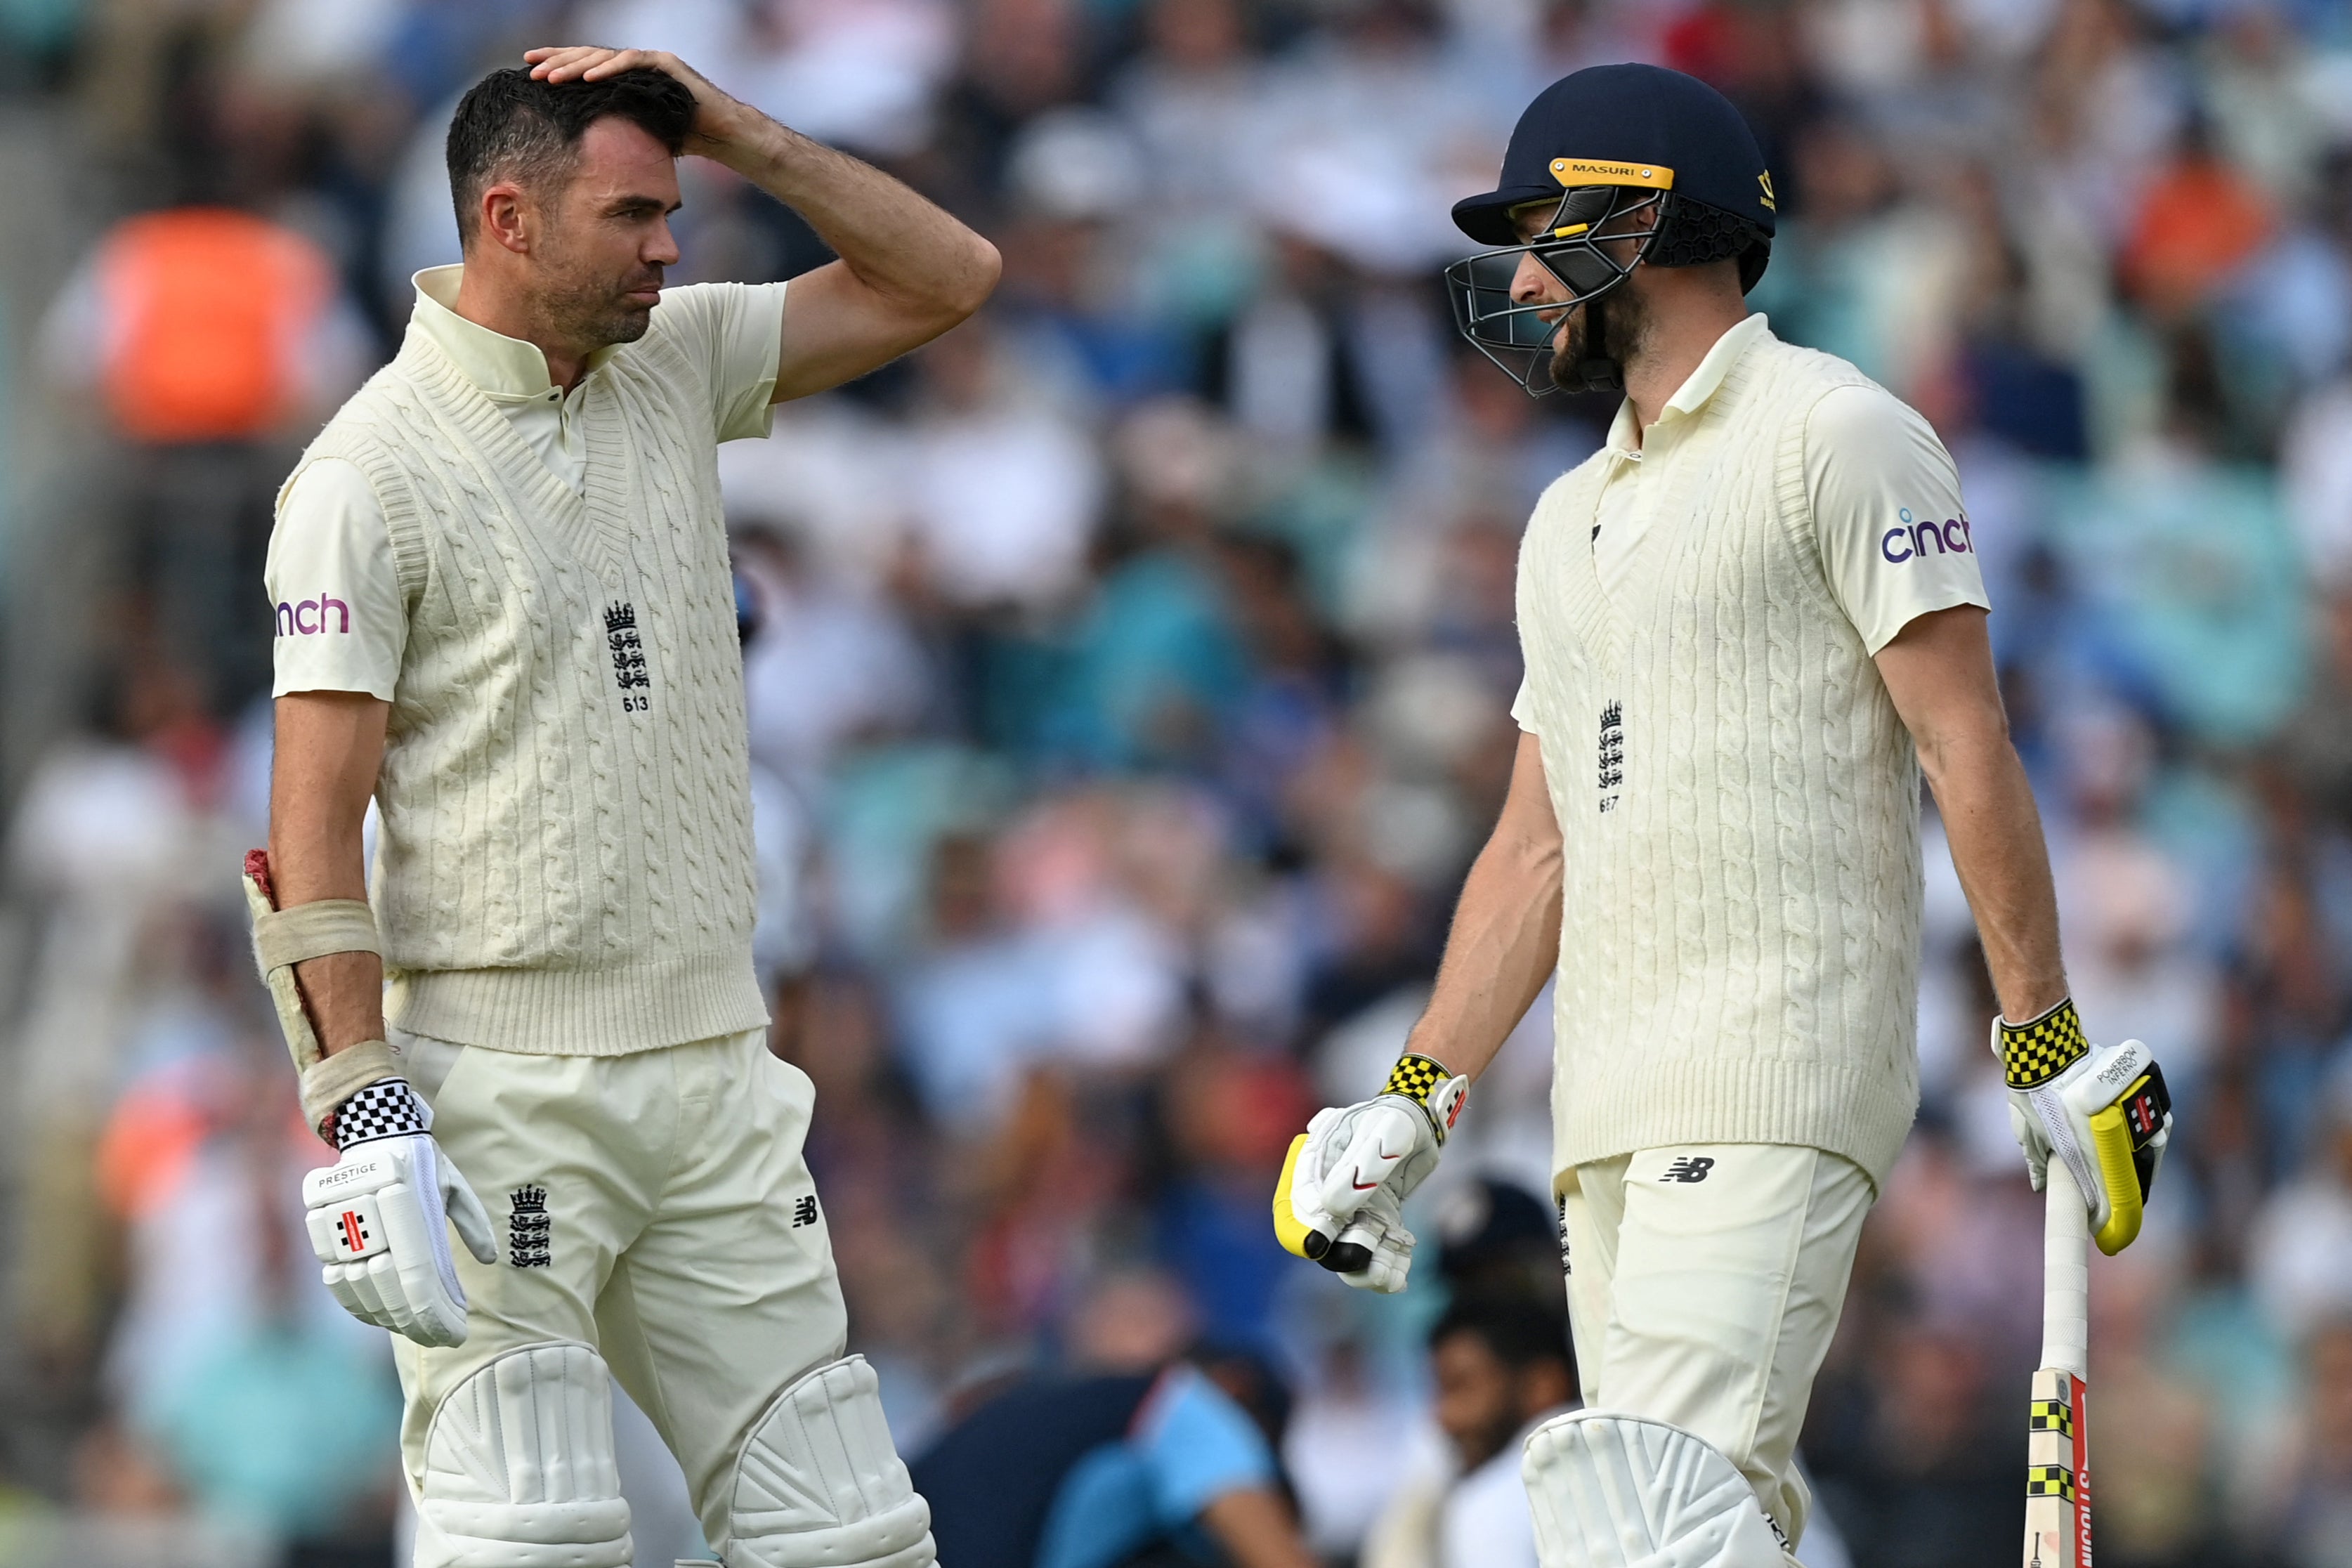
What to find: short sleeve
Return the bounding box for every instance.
[267,458,405,699]
[1510,679,1534,733]
[1805,384,1990,654]
[645,280,788,443]
[1132,1365,1275,1524]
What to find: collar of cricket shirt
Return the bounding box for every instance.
[1602,311,1772,462]
[410,265,621,405]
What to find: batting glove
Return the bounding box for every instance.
[1272,1052,1468,1293]
[1995,998,2174,1256]
[301,1079,497,1346]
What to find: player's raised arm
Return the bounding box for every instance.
[525,46,1000,401]
[1876,605,2174,1256]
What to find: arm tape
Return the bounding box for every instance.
[299,1039,400,1136]
[252,899,381,970]
[240,861,386,1115]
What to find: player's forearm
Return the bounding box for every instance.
[1922,723,2067,1021]
[707,115,997,324]
[1406,797,1563,1083]
[270,693,390,1052]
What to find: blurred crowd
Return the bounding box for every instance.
[8,0,2352,1564]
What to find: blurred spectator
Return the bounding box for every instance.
[2251,1067,2352,1342]
[912,1348,1316,1568]
[2122,124,2275,317]
[2278,1318,2352,1564]
[39,208,371,707]
[903,320,1106,613]
[1363,1292,1574,1568]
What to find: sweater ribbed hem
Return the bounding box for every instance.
[1556,1052,1918,1194]
[386,946,769,1055]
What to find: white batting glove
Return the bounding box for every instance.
[1272,1053,1468,1294]
[301,1080,497,1347]
[1994,998,2174,1257]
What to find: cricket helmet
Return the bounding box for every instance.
[1446,63,1777,394]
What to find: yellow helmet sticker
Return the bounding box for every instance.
[1758,171,1777,211]
[1548,157,1674,190]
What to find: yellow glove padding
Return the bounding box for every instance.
[1271,1052,1470,1292]
[1997,998,2173,1257]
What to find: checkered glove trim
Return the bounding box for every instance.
[1383,1052,1448,1104]
[1381,1052,1468,1142]
[331,1078,431,1149]
[1998,998,2089,1090]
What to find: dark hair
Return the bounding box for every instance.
[1430,1291,1575,1377]
[445,66,697,244]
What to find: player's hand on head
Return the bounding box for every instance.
[1272,1053,1468,1293]
[521,46,744,155]
[300,1079,497,1346]
[1994,1000,2174,1256]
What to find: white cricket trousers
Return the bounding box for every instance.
[391,1024,849,1551]
[1557,1143,1874,1555]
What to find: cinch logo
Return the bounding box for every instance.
[275,591,351,636]
[1881,508,1973,564]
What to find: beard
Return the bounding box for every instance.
[536,255,663,355]
[1549,280,1650,394]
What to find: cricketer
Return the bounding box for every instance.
[245,47,993,1568]
[1273,63,2176,1568]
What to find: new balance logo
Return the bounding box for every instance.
[1660,1156,1715,1183]
[509,1184,551,1267]
[792,1195,819,1228]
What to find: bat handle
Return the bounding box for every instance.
[2041,1158,2091,1380]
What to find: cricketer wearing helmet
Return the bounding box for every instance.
[247,48,995,1568]
[1272,64,2174,1567]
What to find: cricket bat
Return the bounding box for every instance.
[2025,1158,2093,1567]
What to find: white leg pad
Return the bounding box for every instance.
[1522,1410,1786,1568]
[414,1342,635,1568]
[726,1354,936,1568]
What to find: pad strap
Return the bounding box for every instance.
[1998,997,2089,1090]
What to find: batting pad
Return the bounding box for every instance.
[414,1341,634,1567]
[727,1354,935,1568]
[1522,1410,1787,1568]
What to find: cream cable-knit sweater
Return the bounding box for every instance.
[1517,329,1923,1189]
[287,324,766,1054]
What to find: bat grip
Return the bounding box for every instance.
[2041,1158,2090,1379]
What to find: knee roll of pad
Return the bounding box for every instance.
[1521,1410,1785,1568]
[727,1354,935,1568]
[416,1342,634,1568]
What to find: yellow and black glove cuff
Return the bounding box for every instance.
[1383,1052,1468,1143]
[1998,998,2089,1090]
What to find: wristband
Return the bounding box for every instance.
[1997,998,2088,1090]
[1382,1052,1470,1143]
[330,1076,431,1150]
